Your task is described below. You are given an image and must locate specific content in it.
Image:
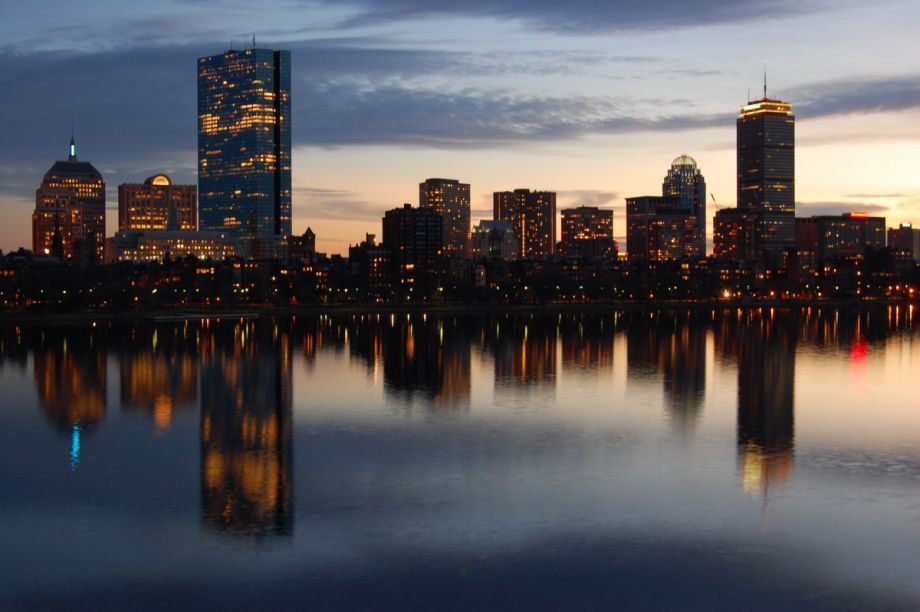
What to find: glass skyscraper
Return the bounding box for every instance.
[662,155,706,256]
[197,48,292,246]
[737,92,795,259]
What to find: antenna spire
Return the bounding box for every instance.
[252,34,256,48]
[763,60,768,99]
[69,113,77,161]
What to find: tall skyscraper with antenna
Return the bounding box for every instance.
[32,137,106,262]
[736,69,795,260]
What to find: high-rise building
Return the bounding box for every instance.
[419,178,470,257]
[118,174,197,232]
[493,189,556,258]
[662,155,706,255]
[794,212,885,259]
[713,208,756,261]
[382,204,442,300]
[737,87,795,259]
[888,224,920,261]
[32,138,105,262]
[626,196,699,260]
[559,206,616,259]
[198,47,292,249]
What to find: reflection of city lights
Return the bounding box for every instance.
[70,424,81,471]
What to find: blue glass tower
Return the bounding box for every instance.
[197,48,292,244]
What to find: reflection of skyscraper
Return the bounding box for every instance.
[197,48,292,248]
[732,312,796,495]
[491,316,557,388]
[560,315,614,372]
[120,326,198,434]
[625,313,706,430]
[200,320,292,537]
[380,316,471,410]
[32,328,107,469]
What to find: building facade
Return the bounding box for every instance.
[382,204,443,300]
[888,223,920,260]
[662,155,706,255]
[118,174,197,232]
[794,213,885,259]
[713,208,756,261]
[471,220,518,260]
[737,93,795,259]
[419,178,470,257]
[493,189,556,258]
[197,48,292,248]
[559,206,616,259]
[107,230,237,263]
[33,138,105,262]
[626,196,699,261]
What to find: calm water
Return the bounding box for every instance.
[1,308,918,610]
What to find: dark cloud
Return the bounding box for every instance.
[3,37,920,208]
[796,201,889,217]
[792,74,920,118]
[324,0,814,33]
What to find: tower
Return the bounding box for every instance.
[737,78,795,260]
[32,138,105,262]
[419,178,470,257]
[662,155,707,256]
[197,48,292,249]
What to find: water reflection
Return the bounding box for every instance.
[1,308,919,608]
[200,321,293,537]
[720,311,797,497]
[626,312,707,432]
[119,326,198,434]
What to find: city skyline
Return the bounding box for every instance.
[2,1,919,256]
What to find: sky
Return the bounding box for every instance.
[1,0,919,254]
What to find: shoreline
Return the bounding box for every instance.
[0,298,915,326]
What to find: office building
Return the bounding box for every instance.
[198,47,292,250]
[493,189,556,258]
[662,155,707,255]
[32,138,105,262]
[382,204,442,299]
[559,206,616,259]
[794,213,886,259]
[737,86,795,258]
[107,230,237,263]
[626,196,699,260]
[118,174,197,232]
[888,224,920,260]
[419,178,470,256]
[714,208,756,261]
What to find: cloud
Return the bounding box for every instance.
[796,201,890,217]
[292,186,386,220]
[324,0,815,33]
[792,74,920,119]
[557,190,620,207]
[844,193,905,199]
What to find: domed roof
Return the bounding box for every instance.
[671,154,698,169]
[145,174,172,186]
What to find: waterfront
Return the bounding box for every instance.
[0,307,918,610]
